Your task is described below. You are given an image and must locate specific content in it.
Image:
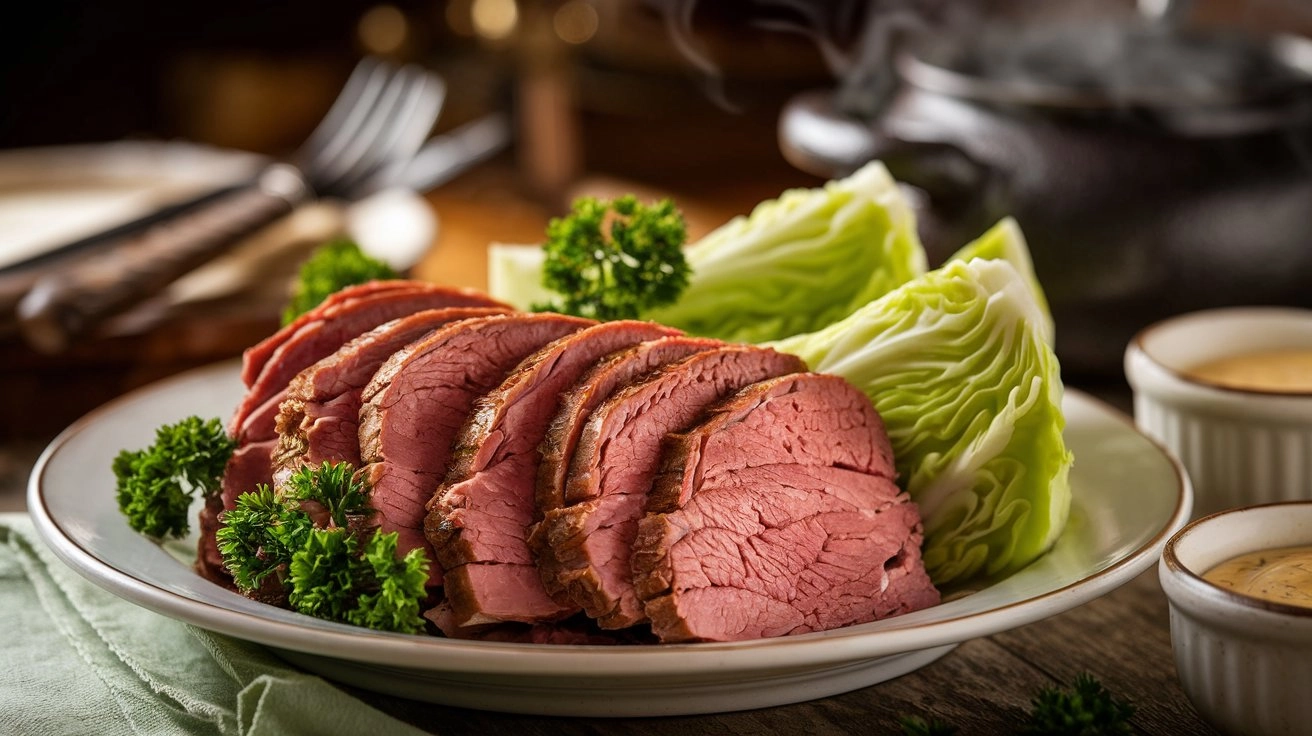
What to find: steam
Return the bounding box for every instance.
[750,0,933,117]
[644,0,952,116]
[652,0,740,113]
[646,0,1312,176]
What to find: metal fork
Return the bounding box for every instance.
[16,57,446,353]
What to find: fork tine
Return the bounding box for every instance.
[334,72,446,198]
[298,61,397,185]
[306,64,414,193]
[367,72,447,175]
[310,65,445,197]
[295,57,385,166]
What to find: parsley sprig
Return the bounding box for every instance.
[899,673,1135,736]
[215,462,429,634]
[282,239,397,325]
[535,195,690,321]
[113,416,234,539]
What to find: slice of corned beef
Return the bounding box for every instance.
[195,438,277,587]
[271,306,510,488]
[632,373,940,642]
[241,280,434,387]
[533,346,805,629]
[526,335,722,609]
[230,283,508,438]
[426,321,680,628]
[534,336,723,514]
[357,313,592,586]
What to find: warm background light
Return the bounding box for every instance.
[471,0,519,41]
[357,5,409,56]
[553,0,599,45]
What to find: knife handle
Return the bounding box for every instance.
[16,165,312,353]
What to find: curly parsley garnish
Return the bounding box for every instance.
[113,416,234,539]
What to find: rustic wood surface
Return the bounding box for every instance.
[338,567,1221,735]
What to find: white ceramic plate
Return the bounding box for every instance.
[28,361,1191,717]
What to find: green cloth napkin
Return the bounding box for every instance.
[0,513,428,736]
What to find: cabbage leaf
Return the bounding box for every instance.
[641,161,926,343]
[771,258,1073,586]
[945,216,1054,345]
[487,242,554,311]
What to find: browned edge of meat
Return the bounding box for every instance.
[240,280,426,387]
[230,284,510,437]
[205,283,508,589]
[195,438,277,587]
[422,605,649,644]
[533,336,724,515]
[533,346,806,630]
[271,306,510,485]
[355,312,593,590]
[632,373,939,642]
[425,321,680,629]
[526,335,722,610]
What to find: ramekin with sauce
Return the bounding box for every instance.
[1160,502,1312,736]
[1125,307,1312,518]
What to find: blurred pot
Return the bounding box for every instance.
[780,20,1312,377]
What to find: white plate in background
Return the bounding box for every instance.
[0,141,266,271]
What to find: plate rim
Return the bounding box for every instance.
[27,361,1193,678]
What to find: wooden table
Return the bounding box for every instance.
[0,165,1220,735]
[349,568,1217,735]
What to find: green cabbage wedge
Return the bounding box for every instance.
[945,216,1054,345]
[642,161,927,343]
[771,258,1073,587]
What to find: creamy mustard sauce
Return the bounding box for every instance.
[1203,545,1312,608]
[1185,349,1312,392]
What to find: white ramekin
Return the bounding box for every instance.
[1124,307,1312,518]
[1159,502,1312,736]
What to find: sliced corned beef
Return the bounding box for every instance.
[271,306,510,487]
[422,605,641,644]
[632,373,939,642]
[534,335,722,514]
[357,313,592,585]
[195,438,277,586]
[230,283,508,437]
[425,321,680,628]
[533,346,805,629]
[206,283,506,587]
[240,280,438,387]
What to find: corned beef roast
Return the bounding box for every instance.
[202,280,942,641]
[356,312,592,585]
[425,321,681,629]
[532,345,806,629]
[633,373,940,642]
[271,306,510,486]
